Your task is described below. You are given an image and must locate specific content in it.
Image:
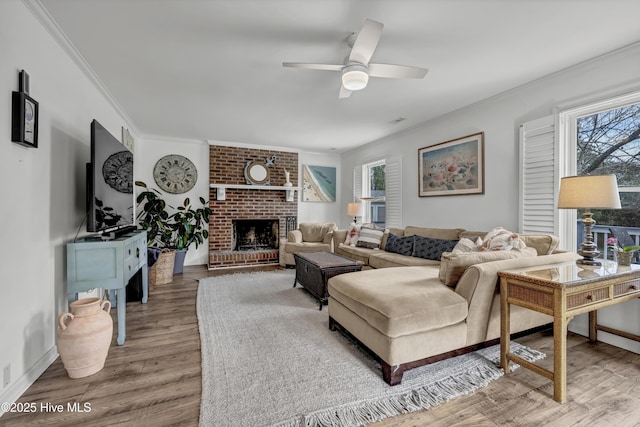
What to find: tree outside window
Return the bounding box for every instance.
[577,102,640,227]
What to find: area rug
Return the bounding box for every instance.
[197,270,544,427]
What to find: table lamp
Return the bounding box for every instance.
[347,203,364,223]
[557,175,621,266]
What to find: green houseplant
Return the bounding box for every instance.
[135,181,212,273]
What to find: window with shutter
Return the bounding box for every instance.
[519,115,558,235]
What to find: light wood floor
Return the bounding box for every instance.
[3,265,640,426]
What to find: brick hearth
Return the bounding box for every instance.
[208,145,298,268]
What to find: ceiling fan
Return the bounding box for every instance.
[283,19,428,99]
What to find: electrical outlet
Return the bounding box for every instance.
[3,364,10,388]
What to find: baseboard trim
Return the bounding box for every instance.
[0,346,59,417]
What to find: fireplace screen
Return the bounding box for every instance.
[232,219,279,251]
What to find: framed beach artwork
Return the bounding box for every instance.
[418,132,484,197]
[302,165,336,202]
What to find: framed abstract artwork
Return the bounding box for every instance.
[302,165,336,202]
[418,132,484,197]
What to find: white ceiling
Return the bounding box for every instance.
[37,0,640,152]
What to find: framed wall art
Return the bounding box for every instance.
[418,132,484,197]
[302,165,336,202]
[11,70,38,148]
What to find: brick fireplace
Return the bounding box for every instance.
[208,145,298,269]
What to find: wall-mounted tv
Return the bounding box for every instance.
[86,119,134,233]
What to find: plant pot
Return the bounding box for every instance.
[173,248,188,274]
[616,251,633,266]
[57,298,113,379]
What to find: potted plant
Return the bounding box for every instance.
[135,181,212,274]
[607,237,640,266]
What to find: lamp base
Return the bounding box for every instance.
[576,257,601,267]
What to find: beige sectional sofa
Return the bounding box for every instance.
[333,226,487,269]
[327,225,578,385]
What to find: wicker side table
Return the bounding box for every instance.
[499,261,640,403]
[293,251,363,310]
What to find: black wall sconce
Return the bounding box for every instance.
[12,70,39,148]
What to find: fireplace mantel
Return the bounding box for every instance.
[210,183,299,202]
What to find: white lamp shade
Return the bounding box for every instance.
[341,64,369,91]
[557,175,621,209]
[347,203,365,217]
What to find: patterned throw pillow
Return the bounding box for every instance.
[343,223,362,246]
[384,234,415,256]
[356,227,385,249]
[412,235,459,260]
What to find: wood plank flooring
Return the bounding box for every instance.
[2,265,640,426]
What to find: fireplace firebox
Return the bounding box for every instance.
[232,219,279,251]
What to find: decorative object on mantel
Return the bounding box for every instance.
[418,132,484,197]
[557,174,621,266]
[121,127,134,151]
[153,154,198,194]
[11,70,39,148]
[136,181,212,274]
[57,298,113,378]
[283,168,293,187]
[244,157,274,185]
[302,165,336,202]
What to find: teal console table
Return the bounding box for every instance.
[66,230,148,345]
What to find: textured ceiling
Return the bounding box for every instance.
[37,0,640,152]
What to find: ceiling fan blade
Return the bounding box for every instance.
[282,62,343,71]
[339,85,352,99]
[348,19,383,65]
[368,63,428,79]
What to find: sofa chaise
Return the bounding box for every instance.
[327,226,579,385]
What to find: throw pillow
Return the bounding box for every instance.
[356,226,385,249]
[412,235,459,260]
[452,237,482,253]
[480,227,526,251]
[384,234,414,256]
[343,223,362,247]
[439,247,538,287]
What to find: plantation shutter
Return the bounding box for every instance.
[353,165,362,203]
[384,156,402,228]
[519,115,558,235]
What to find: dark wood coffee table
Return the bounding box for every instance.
[293,251,363,310]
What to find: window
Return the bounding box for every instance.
[520,91,640,250]
[353,156,402,228]
[576,102,640,227]
[362,159,386,227]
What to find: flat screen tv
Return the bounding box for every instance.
[86,119,134,233]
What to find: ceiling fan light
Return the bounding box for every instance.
[342,65,369,91]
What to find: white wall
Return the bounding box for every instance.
[297,152,342,224]
[0,1,136,408]
[341,43,640,233]
[136,137,211,266]
[340,43,640,353]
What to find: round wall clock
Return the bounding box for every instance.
[153,154,198,194]
[103,150,134,193]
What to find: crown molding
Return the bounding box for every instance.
[207,139,301,153]
[23,0,139,135]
